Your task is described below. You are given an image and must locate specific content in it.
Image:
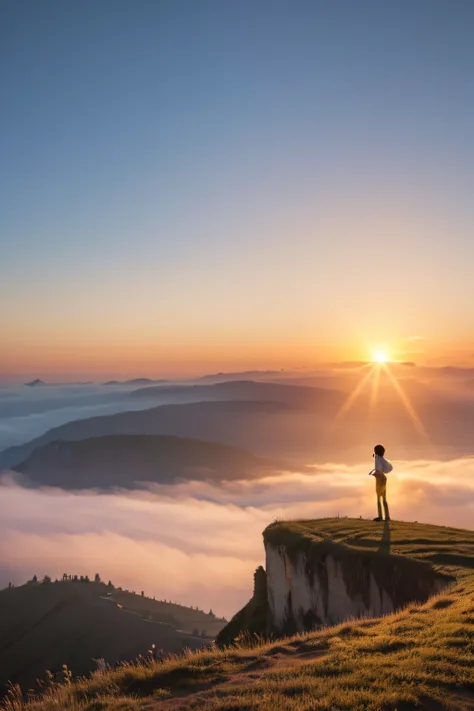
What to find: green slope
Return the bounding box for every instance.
[3,519,474,711]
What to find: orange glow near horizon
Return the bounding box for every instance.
[2,329,474,382]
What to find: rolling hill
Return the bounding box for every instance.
[0,578,225,696]
[14,433,286,489]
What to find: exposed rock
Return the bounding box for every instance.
[265,542,446,634]
[216,566,268,646]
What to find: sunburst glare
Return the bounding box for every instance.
[333,365,375,422]
[329,358,432,448]
[372,349,389,364]
[382,363,432,444]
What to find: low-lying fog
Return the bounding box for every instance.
[1,459,473,618]
[0,382,186,451]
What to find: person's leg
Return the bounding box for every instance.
[377,495,383,520]
[383,492,390,521]
[374,477,383,520]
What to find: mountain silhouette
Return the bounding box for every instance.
[24,379,47,387]
[14,433,287,489]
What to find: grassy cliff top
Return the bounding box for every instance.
[263,517,474,574]
[4,519,474,711]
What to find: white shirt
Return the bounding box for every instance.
[374,454,393,474]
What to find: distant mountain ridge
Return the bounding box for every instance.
[24,379,93,387]
[14,433,287,489]
[0,381,344,469]
[103,378,169,386]
[4,376,473,471]
[130,379,343,402]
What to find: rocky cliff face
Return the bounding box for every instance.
[265,540,447,634]
[216,566,268,646]
[217,519,452,645]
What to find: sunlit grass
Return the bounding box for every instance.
[7,519,474,711]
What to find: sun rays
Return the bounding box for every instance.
[333,365,375,423]
[382,365,430,441]
[369,363,381,415]
[331,360,432,444]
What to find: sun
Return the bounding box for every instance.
[372,349,389,364]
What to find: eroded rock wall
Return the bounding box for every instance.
[265,542,447,634]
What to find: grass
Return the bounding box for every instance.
[3,518,474,711]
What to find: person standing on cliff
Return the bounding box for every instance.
[369,444,392,521]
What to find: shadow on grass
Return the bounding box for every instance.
[377,519,391,555]
[425,553,474,568]
[431,598,454,610]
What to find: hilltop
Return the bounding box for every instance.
[0,577,225,695]
[7,518,474,710]
[13,433,286,489]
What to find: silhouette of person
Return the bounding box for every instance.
[369,444,392,521]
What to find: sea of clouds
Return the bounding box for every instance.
[1,383,473,619]
[1,459,473,618]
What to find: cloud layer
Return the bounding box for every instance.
[1,458,473,618]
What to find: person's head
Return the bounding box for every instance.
[374,444,385,457]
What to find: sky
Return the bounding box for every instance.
[2,0,474,380]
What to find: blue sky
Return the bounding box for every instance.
[2,0,474,378]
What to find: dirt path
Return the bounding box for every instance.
[145,643,328,710]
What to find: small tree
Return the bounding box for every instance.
[43,575,52,584]
[94,573,101,584]
[32,575,38,584]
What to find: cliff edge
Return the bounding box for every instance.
[219,518,460,642]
